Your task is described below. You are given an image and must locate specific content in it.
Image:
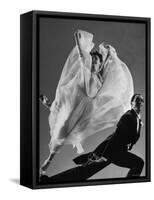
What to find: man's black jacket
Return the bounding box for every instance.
[100,109,141,157]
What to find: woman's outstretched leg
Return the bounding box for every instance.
[40,143,63,176]
[40,151,56,175]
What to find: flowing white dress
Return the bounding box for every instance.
[48,30,134,154]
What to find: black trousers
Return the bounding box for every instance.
[74,139,144,178]
[94,142,144,177]
[106,151,144,177]
[92,136,144,177]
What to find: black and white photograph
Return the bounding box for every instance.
[20,11,150,189]
[38,13,150,185]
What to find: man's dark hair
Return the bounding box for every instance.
[131,94,144,103]
[90,50,103,63]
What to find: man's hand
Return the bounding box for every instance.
[127,143,133,151]
[139,120,144,128]
[39,94,51,109]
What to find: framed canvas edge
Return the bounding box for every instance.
[24,10,151,189]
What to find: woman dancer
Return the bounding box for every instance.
[40,31,103,175]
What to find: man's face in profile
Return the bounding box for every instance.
[132,95,144,113]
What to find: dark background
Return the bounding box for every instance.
[39,17,146,179]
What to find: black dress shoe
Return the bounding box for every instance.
[73,152,92,165]
[40,175,49,183]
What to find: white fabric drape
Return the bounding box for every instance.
[48,30,134,154]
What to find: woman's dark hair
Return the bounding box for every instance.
[90,50,103,74]
[90,50,103,63]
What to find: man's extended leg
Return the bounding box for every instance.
[73,139,109,165]
[110,151,144,177]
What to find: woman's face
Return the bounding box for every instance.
[92,55,101,73]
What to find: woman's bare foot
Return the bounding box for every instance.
[40,168,46,176]
[40,158,52,177]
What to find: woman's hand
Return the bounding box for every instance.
[74,31,83,58]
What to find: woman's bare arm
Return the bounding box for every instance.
[74,31,100,98]
[97,72,104,84]
[74,31,84,60]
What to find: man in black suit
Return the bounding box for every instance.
[73,94,144,177]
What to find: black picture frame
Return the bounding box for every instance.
[20,10,151,189]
